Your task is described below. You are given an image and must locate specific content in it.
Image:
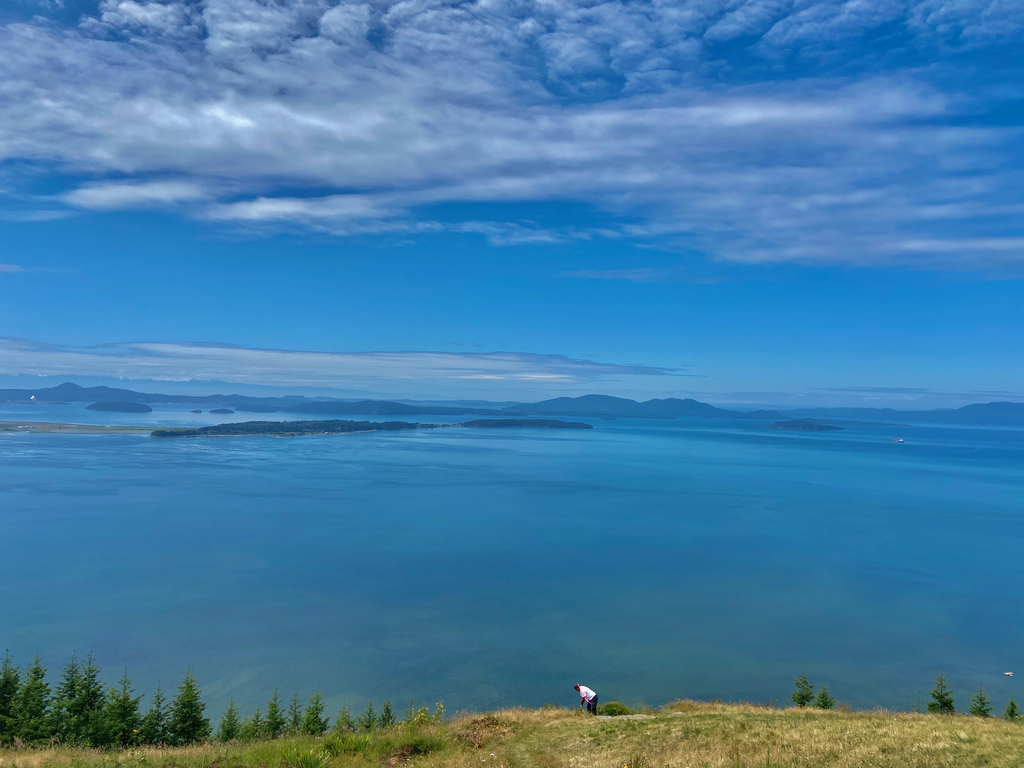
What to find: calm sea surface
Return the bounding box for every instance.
[2,403,1022,716]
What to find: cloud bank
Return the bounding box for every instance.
[0,338,679,396]
[0,0,1021,267]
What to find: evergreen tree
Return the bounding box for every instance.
[379,700,395,729]
[49,654,82,743]
[76,655,108,746]
[1005,699,1020,720]
[0,653,20,745]
[358,701,377,731]
[927,672,955,714]
[217,699,241,742]
[239,708,264,741]
[139,685,168,745]
[968,686,992,717]
[167,670,210,745]
[287,692,303,734]
[265,689,286,738]
[302,691,328,736]
[333,705,354,733]
[791,674,815,708]
[15,655,51,743]
[815,686,835,710]
[104,671,141,747]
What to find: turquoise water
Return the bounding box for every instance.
[2,404,1022,717]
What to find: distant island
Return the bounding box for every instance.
[768,419,843,432]
[462,419,592,429]
[2,383,1021,427]
[209,408,235,414]
[85,401,153,413]
[151,420,434,438]
[152,418,592,437]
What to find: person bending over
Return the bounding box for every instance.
[574,683,598,715]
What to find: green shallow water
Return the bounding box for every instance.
[1,404,1021,717]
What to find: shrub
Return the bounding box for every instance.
[1004,699,1019,720]
[597,701,634,716]
[284,747,330,768]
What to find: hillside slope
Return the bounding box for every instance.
[7,701,1021,768]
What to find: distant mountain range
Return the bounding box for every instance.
[2,383,1021,427]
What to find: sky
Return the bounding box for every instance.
[0,0,1021,407]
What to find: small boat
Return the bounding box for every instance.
[891,438,904,443]
[1006,672,1014,677]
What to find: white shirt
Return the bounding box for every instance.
[577,685,596,701]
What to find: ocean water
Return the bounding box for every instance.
[2,403,1022,718]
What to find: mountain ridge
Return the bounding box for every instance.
[1,383,1020,426]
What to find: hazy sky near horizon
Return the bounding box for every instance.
[0,0,1021,406]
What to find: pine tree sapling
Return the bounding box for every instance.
[140,685,168,745]
[50,654,82,744]
[167,670,210,745]
[239,707,264,741]
[218,699,242,742]
[379,700,396,729]
[0,653,20,745]
[1005,699,1020,720]
[302,691,328,736]
[77,654,108,746]
[265,689,286,739]
[927,672,955,714]
[288,692,303,734]
[792,674,815,708]
[815,686,835,710]
[16,655,51,743]
[104,671,142,748]
[333,705,354,733]
[358,701,377,732]
[968,685,992,717]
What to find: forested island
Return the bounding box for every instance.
[151,418,591,437]
[151,420,434,438]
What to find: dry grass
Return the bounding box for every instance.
[2,702,1021,768]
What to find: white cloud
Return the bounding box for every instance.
[0,338,679,393]
[0,0,1019,267]
[63,181,209,210]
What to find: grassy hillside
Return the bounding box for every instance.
[4,701,1021,768]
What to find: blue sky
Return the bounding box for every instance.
[0,0,1021,406]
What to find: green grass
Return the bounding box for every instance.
[3,702,1022,768]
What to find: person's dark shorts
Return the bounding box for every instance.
[587,695,599,715]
